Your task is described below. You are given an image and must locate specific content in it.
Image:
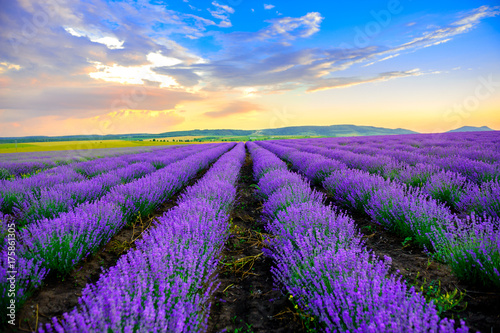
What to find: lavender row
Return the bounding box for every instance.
[0,143,234,316]
[39,143,246,332]
[0,145,172,179]
[317,140,500,184]
[257,141,500,288]
[0,144,179,184]
[329,140,500,165]
[0,145,169,162]
[274,140,500,218]
[4,145,207,225]
[277,137,499,185]
[316,131,500,163]
[0,148,169,215]
[0,145,191,215]
[248,142,467,332]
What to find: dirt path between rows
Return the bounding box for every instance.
[207,152,305,333]
[10,164,215,333]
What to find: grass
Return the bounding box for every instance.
[0,140,190,154]
[143,135,205,141]
[0,143,37,150]
[0,135,332,153]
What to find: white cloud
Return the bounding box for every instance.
[264,4,275,10]
[388,6,500,55]
[343,6,500,69]
[207,1,235,27]
[89,61,177,88]
[0,62,22,74]
[307,69,428,92]
[212,1,235,14]
[263,12,323,40]
[64,27,124,49]
[363,54,400,67]
[147,52,183,67]
[87,51,202,88]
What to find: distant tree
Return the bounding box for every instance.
[152,139,156,142]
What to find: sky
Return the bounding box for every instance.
[0,0,499,137]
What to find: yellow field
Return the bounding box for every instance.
[0,140,192,154]
[143,136,205,142]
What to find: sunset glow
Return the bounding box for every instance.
[1,0,499,137]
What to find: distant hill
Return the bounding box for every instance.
[447,126,494,133]
[256,125,417,137]
[0,124,417,143]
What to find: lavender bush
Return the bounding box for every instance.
[249,143,467,332]
[39,143,246,332]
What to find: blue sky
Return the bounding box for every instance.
[0,0,499,136]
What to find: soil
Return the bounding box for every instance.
[8,164,214,333]
[207,153,306,333]
[317,186,500,333]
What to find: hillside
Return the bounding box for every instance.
[447,126,494,133]
[256,125,417,136]
[0,125,417,143]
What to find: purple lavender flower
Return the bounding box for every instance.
[422,171,467,208]
[39,143,245,332]
[458,180,500,219]
[20,200,124,274]
[257,169,309,199]
[429,214,500,287]
[250,143,468,332]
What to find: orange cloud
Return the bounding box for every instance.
[203,101,265,118]
[0,110,185,137]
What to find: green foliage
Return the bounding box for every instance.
[0,191,23,214]
[21,200,69,225]
[401,236,413,248]
[434,236,500,288]
[20,168,43,179]
[0,168,12,180]
[427,183,464,209]
[288,294,321,332]
[248,184,261,191]
[360,225,376,234]
[405,173,431,188]
[413,277,467,316]
[384,168,401,181]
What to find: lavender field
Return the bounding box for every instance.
[1,132,499,332]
